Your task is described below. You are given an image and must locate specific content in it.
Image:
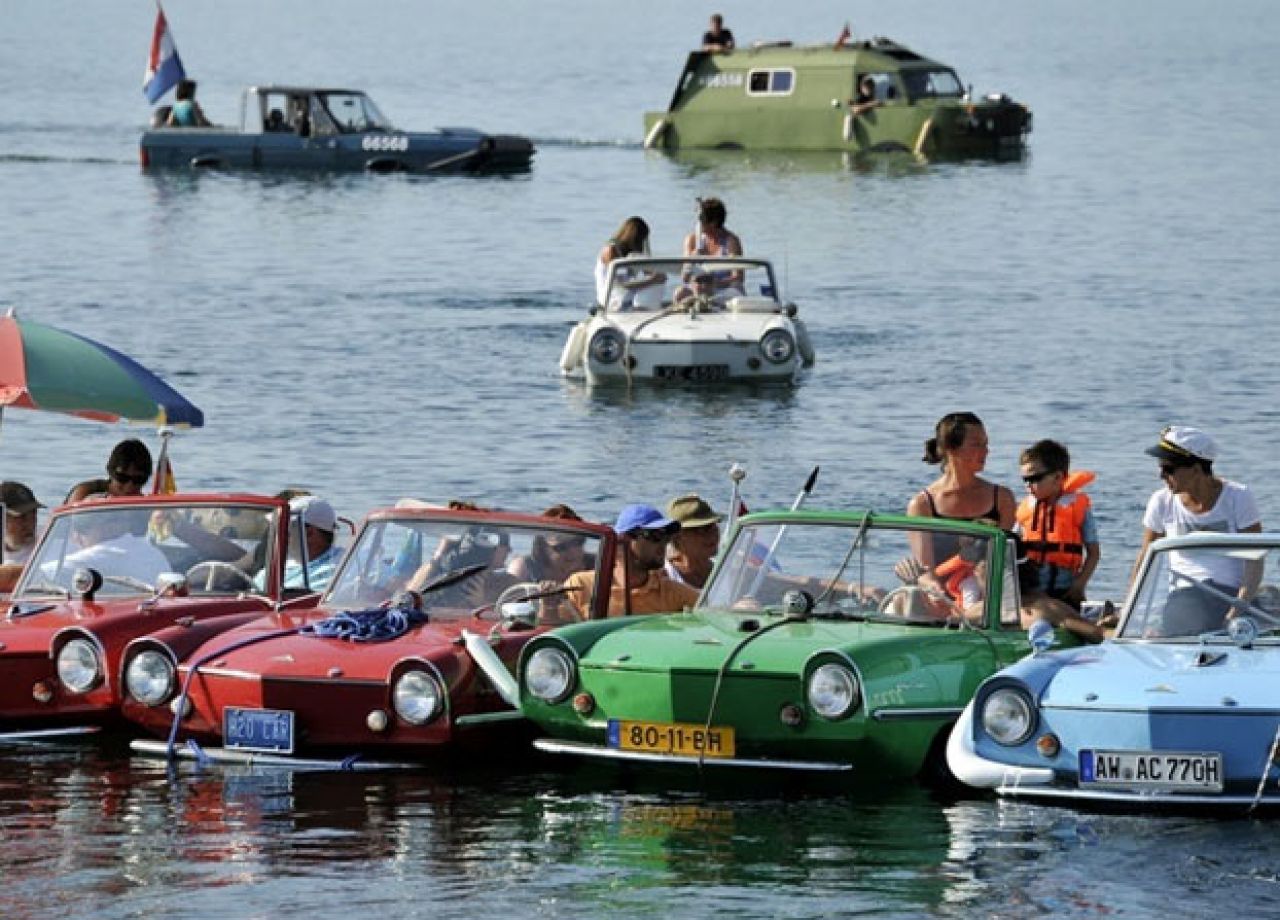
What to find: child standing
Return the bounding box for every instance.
[1015,439,1101,609]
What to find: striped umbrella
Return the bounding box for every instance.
[0,311,203,436]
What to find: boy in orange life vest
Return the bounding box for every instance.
[1015,439,1100,609]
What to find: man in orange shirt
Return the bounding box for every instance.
[564,504,699,618]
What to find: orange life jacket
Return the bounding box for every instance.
[935,554,977,602]
[1015,470,1094,573]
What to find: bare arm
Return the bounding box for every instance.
[1130,527,1163,587]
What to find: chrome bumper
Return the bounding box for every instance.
[534,738,852,772]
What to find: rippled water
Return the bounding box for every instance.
[3,0,1280,914]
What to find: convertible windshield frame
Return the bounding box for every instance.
[324,513,608,619]
[697,514,1010,629]
[14,501,279,600]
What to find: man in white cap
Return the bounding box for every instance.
[664,493,724,589]
[1133,425,1262,634]
[283,495,343,592]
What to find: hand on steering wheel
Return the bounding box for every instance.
[185,560,255,593]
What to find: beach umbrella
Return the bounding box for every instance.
[0,310,204,442]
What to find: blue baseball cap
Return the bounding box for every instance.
[614,503,678,535]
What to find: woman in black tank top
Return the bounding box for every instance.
[902,412,1016,580]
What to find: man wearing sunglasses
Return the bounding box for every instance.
[563,504,699,618]
[1134,426,1262,635]
[65,439,154,503]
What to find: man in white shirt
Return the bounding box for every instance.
[1134,426,1262,635]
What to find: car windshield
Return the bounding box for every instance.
[699,517,1019,628]
[900,68,964,100]
[602,257,779,313]
[16,503,276,598]
[1121,541,1280,640]
[318,92,393,133]
[325,516,605,622]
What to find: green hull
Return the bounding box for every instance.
[643,39,1030,158]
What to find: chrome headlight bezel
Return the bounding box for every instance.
[124,649,177,706]
[760,328,796,365]
[980,686,1037,746]
[806,662,860,720]
[56,637,103,694]
[588,328,624,365]
[524,646,576,703]
[391,669,445,726]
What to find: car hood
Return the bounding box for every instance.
[578,611,971,675]
[1039,641,1280,711]
[0,596,266,653]
[602,311,790,340]
[187,610,489,682]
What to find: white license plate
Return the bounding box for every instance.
[224,707,295,754]
[1079,749,1223,792]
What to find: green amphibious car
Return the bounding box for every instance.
[643,37,1031,158]
[520,511,1075,784]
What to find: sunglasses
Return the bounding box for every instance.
[111,470,149,486]
[1021,470,1054,485]
[1159,462,1190,477]
[634,528,674,543]
[546,538,585,553]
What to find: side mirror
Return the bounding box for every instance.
[155,572,189,598]
[782,589,814,617]
[500,600,539,630]
[71,567,105,601]
[1027,619,1055,654]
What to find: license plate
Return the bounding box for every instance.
[1079,749,1223,792]
[654,364,730,382]
[607,719,735,758]
[224,706,295,754]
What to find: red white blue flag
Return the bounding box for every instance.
[142,5,186,103]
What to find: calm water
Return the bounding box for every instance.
[3,0,1280,915]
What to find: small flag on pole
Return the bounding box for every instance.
[152,429,177,494]
[834,23,852,49]
[143,4,187,103]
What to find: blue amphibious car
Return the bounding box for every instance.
[141,86,534,174]
[948,532,1280,810]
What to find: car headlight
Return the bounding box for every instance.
[760,329,796,364]
[56,637,103,694]
[806,663,860,720]
[392,669,444,725]
[125,650,177,706]
[525,646,576,703]
[588,328,624,364]
[980,687,1036,746]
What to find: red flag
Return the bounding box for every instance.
[834,23,852,48]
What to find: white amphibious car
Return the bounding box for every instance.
[560,256,815,385]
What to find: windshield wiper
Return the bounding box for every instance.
[102,574,156,593]
[17,581,71,600]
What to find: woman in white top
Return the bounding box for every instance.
[595,216,665,309]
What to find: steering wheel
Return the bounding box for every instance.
[878,585,955,618]
[186,561,255,594]
[1190,578,1280,627]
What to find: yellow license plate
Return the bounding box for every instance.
[607,719,736,758]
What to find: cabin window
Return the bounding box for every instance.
[900,69,964,101]
[856,73,898,103]
[746,68,795,96]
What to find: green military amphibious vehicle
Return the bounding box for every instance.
[644,37,1031,159]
